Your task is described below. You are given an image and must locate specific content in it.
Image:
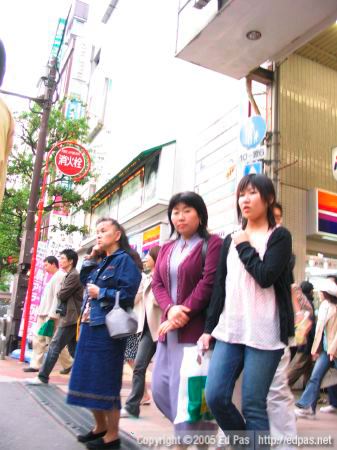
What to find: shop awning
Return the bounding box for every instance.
[90,140,175,207]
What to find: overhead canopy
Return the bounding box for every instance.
[90,140,175,207]
[176,0,337,79]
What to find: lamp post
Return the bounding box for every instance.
[19,140,91,362]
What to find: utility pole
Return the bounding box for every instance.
[9,59,58,350]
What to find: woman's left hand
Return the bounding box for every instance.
[158,320,175,336]
[232,229,249,246]
[87,283,100,299]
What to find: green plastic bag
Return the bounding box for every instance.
[187,375,213,422]
[37,319,55,337]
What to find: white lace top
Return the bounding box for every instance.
[212,229,285,350]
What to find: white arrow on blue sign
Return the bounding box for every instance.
[243,161,263,176]
[240,116,267,149]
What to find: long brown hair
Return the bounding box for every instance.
[149,245,161,263]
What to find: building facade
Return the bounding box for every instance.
[175,0,337,283]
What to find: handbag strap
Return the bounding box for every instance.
[201,238,209,275]
[114,290,120,308]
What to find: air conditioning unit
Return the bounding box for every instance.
[194,0,212,10]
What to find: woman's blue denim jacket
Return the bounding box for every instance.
[80,249,141,326]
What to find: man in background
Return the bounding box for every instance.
[23,256,73,374]
[0,39,14,203]
[27,249,83,385]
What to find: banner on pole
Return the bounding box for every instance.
[19,241,49,340]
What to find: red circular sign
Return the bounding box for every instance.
[55,146,85,177]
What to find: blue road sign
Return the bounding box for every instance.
[243,161,263,176]
[240,116,267,149]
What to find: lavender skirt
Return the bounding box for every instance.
[151,330,217,434]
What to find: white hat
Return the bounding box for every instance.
[314,278,337,297]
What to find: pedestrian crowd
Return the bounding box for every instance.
[22,173,337,450]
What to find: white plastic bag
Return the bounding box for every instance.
[174,345,214,424]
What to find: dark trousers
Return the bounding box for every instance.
[287,351,313,387]
[39,324,77,383]
[125,325,156,417]
[328,384,337,407]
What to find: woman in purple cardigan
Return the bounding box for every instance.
[152,191,222,443]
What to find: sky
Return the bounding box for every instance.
[0,0,242,171]
[0,0,71,112]
[88,0,241,168]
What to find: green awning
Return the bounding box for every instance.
[90,140,175,207]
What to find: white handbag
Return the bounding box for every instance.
[105,291,138,339]
[174,345,214,424]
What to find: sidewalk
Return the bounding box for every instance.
[0,356,173,450]
[1,356,336,450]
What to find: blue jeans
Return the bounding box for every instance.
[328,384,337,407]
[296,351,337,412]
[205,341,283,432]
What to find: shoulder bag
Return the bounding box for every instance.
[105,291,138,339]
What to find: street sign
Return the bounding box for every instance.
[240,116,267,149]
[20,140,91,362]
[55,146,85,177]
[239,145,266,163]
[332,147,337,181]
[243,161,263,176]
[50,18,66,62]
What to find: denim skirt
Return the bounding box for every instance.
[67,323,127,410]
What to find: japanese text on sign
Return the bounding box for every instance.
[55,147,85,176]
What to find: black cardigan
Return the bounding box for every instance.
[205,226,295,345]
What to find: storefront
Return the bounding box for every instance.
[278,51,337,282]
[305,188,337,286]
[78,140,175,259]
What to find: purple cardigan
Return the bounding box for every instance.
[152,234,222,344]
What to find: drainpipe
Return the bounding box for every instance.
[271,63,280,198]
[245,78,261,116]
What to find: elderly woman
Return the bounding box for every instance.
[67,218,141,450]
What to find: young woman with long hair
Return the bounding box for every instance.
[199,174,294,442]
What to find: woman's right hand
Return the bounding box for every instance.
[198,333,213,351]
[167,305,190,327]
[85,244,102,260]
[87,283,99,299]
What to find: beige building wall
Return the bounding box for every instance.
[278,54,337,281]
